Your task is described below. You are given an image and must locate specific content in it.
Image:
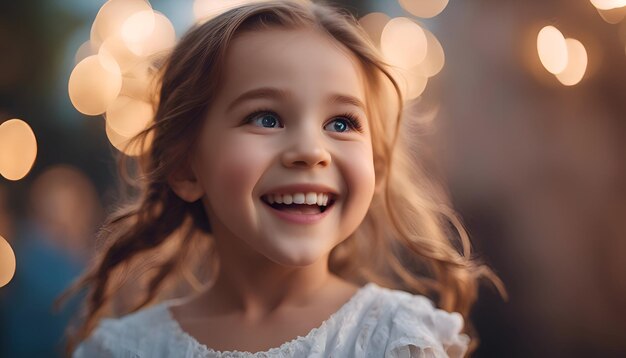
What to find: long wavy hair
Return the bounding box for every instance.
[60,0,507,355]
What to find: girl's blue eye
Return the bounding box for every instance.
[324,114,363,133]
[325,118,350,133]
[249,112,282,128]
[245,110,363,133]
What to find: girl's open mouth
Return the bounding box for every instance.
[260,196,336,214]
[260,194,337,224]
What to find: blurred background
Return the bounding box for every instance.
[0,0,625,357]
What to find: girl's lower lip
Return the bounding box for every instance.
[262,201,334,224]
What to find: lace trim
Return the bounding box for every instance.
[162,282,376,357]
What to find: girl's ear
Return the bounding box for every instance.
[167,163,205,203]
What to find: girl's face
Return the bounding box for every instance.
[189,28,375,267]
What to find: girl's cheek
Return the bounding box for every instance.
[206,134,272,197]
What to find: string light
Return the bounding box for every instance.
[69,0,175,155]
[589,0,626,11]
[537,26,588,86]
[68,54,123,115]
[555,39,588,86]
[381,17,428,69]
[0,119,37,181]
[537,26,568,75]
[0,235,15,288]
[398,0,449,19]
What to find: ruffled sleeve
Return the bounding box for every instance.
[384,294,470,358]
[72,320,139,358]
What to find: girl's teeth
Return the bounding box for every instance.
[264,192,332,206]
[305,193,318,205]
[316,193,324,206]
[293,193,305,204]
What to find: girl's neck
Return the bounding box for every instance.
[206,259,341,322]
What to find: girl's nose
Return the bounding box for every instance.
[281,129,331,169]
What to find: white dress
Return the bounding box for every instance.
[73,282,470,357]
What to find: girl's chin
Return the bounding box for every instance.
[255,241,329,267]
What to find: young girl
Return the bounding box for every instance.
[67,0,505,356]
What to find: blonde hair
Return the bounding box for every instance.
[61,0,507,355]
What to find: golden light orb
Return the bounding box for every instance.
[381,17,428,69]
[413,27,445,78]
[121,9,155,45]
[537,26,568,74]
[358,12,390,49]
[105,95,154,138]
[589,0,626,10]
[556,39,588,86]
[99,34,142,73]
[0,235,15,288]
[398,0,449,19]
[68,54,122,115]
[0,119,37,181]
[124,11,176,57]
[91,0,153,48]
[105,121,152,157]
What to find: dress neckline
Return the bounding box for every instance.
[161,282,377,356]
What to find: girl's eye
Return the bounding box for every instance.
[245,110,363,133]
[324,114,363,133]
[247,111,283,128]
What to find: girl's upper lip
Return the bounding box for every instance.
[261,183,339,197]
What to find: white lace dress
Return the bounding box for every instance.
[73,282,470,357]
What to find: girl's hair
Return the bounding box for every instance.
[61,0,507,355]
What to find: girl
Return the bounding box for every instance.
[66,0,505,357]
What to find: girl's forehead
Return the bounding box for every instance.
[217,28,367,106]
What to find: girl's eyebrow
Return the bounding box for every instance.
[226,87,366,113]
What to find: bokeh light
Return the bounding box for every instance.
[121,9,156,45]
[589,0,626,10]
[537,25,568,74]
[105,95,153,138]
[99,34,142,72]
[381,17,428,69]
[0,234,15,288]
[91,0,153,49]
[0,119,37,181]
[120,61,158,104]
[413,26,445,78]
[124,11,176,57]
[105,121,152,157]
[68,54,123,116]
[398,0,449,19]
[358,12,390,49]
[556,39,588,86]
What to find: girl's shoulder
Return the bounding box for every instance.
[358,282,470,358]
[72,301,185,358]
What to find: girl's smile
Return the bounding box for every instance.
[180,28,376,267]
[260,183,339,224]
